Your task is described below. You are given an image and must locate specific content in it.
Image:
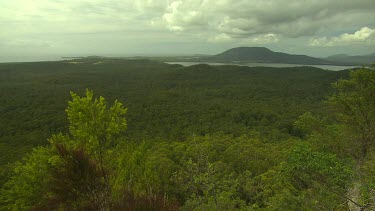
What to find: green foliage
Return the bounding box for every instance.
[294,112,325,135]
[259,143,352,210]
[1,90,128,210]
[0,147,56,210]
[108,133,291,210]
[47,143,107,210]
[328,67,375,161]
[0,59,347,165]
[2,59,373,210]
[286,143,352,188]
[361,151,375,208]
[294,112,352,157]
[327,67,375,209]
[64,89,127,154]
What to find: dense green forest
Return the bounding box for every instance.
[0,59,374,210]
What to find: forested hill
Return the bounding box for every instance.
[324,53,375,65]
[0,58,348,165]
[4,58,375,210]
[212,47,331,64]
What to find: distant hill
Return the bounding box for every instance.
[211,47,331,65]
[324,53,375,65]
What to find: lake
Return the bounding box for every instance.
[166,62,359,71]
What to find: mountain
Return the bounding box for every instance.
[324,53,375,65]
[211,47,331,65]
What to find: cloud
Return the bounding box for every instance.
[0,0,375,57]
[208,32,278,47]
[208,33,233,43]
[140,0,375,49]
[157,0,375,38]
[309,27,375,47]
[244,34,279,45]
[162,1,207,32]
[1,0,374,39]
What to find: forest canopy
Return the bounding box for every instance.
[0,60,374,210]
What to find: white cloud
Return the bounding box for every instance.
[208,33,279,46]
[161,1,208,32]
[340,27,375,42]
[217,17,259,36]
[309,27,375,47]
[309,37,330,47]
[244,33,279,45]
[133,0,167,13]
[208,33,232,43]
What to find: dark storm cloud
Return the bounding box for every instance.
[160,0,375,38]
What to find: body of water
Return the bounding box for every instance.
[167,62,358,71]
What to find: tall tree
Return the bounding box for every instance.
[1,90,128,210]
[328,67,375,163]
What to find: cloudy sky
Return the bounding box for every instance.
[1,0,375,61]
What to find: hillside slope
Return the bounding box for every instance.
[212,47,331,65]
[324,53,375,65]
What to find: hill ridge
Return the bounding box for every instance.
[212,47,330,65]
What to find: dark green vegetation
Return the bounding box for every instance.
[212,47,330,65]
[0,58,374,210]
[0,59,346,166]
